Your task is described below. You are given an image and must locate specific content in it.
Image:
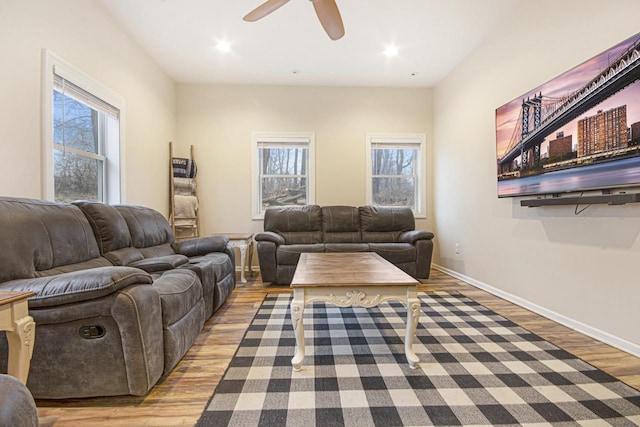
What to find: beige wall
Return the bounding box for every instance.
[433,0,640,352]
[0,0,176,212]
[4,0,637,355]
[176,84,433,237]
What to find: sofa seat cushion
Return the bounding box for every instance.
[0,266,153,308]
[277,244,325,265]
[129,254,189,273]
[367,243,416,264]
[138,243,177,259]
[324,243,369,253]
[34,257,114,277]
[152,269,203,327]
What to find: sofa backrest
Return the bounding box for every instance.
[114,204,176,258]
[73,200,132,253]
[0,197,104,282]
[321,206,362,243]
[263,205,322,244]
[359,205,415,243]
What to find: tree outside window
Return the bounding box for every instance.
[372,147,417,209]
[251,133,315,218]
[259,146,308,209]
[366,133,426,218]
[53,91,104,202]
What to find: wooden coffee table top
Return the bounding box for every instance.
[290,252,419,288]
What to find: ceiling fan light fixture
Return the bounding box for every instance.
[216,40,231,53]
[384,46,399,58]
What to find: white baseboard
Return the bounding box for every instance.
[432,264,640,358]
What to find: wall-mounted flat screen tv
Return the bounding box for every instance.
[496,31,640,198]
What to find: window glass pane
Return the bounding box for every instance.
[372,177,415,208]
[54,90,100,154]
[372,148,416,175]
[260,147,307,175]
[261,177,307,209]
[54,148,102,202]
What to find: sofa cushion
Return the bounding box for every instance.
[34,257,114,277]
[276,244,325,265]
[103,247,145,266]
[264,205,322,244]
[322,206,362,243]
[129,254,190,273]
[73,200,132,253]
[359,205,415,243]
[115,204,174,248]
[367,243,416,264]
[0,197,102,283]
[324,243,369,253]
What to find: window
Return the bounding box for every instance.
[366,133,426,218]
[42,50,124,203]
[251,132,315,218]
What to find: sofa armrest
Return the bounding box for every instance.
[129,255,189,273]
[399,230,435,244]
[255,231,285,246]
[173,235,229,257]
[0,266,153,308]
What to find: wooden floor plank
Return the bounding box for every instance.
[35,269,640,426]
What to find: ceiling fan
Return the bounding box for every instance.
[243,0,345,41]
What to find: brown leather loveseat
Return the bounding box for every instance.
[255,205,434,285]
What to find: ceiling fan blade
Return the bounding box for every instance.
[243,0,290,22]
[312,0,345,40]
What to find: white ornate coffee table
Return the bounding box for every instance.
[289,252,421,371]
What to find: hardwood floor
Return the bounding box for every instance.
[36,269,640,426]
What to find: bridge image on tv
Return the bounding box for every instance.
[496,31,640,198]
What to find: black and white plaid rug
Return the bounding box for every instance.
[197,292,640,426]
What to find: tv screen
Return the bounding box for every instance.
[496,31,640,198]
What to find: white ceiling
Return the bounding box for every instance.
[97,0,522,87]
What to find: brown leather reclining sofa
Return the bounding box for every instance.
[255,205,435,285]
[0,197,235,399]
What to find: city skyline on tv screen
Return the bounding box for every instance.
[496,31,640,198]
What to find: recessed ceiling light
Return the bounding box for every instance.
[216,40,231,53]
[384,45,399,58]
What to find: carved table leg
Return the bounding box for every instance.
[238,243,248,284]
[405,287,420,369]
[290,289,306,371]
[6,314,36,384]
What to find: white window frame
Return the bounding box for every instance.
[41,49,125,203]
[365,132,427,218]
[251,132,315,220]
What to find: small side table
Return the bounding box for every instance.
[0,291,36,384]
[212,233,254,284]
